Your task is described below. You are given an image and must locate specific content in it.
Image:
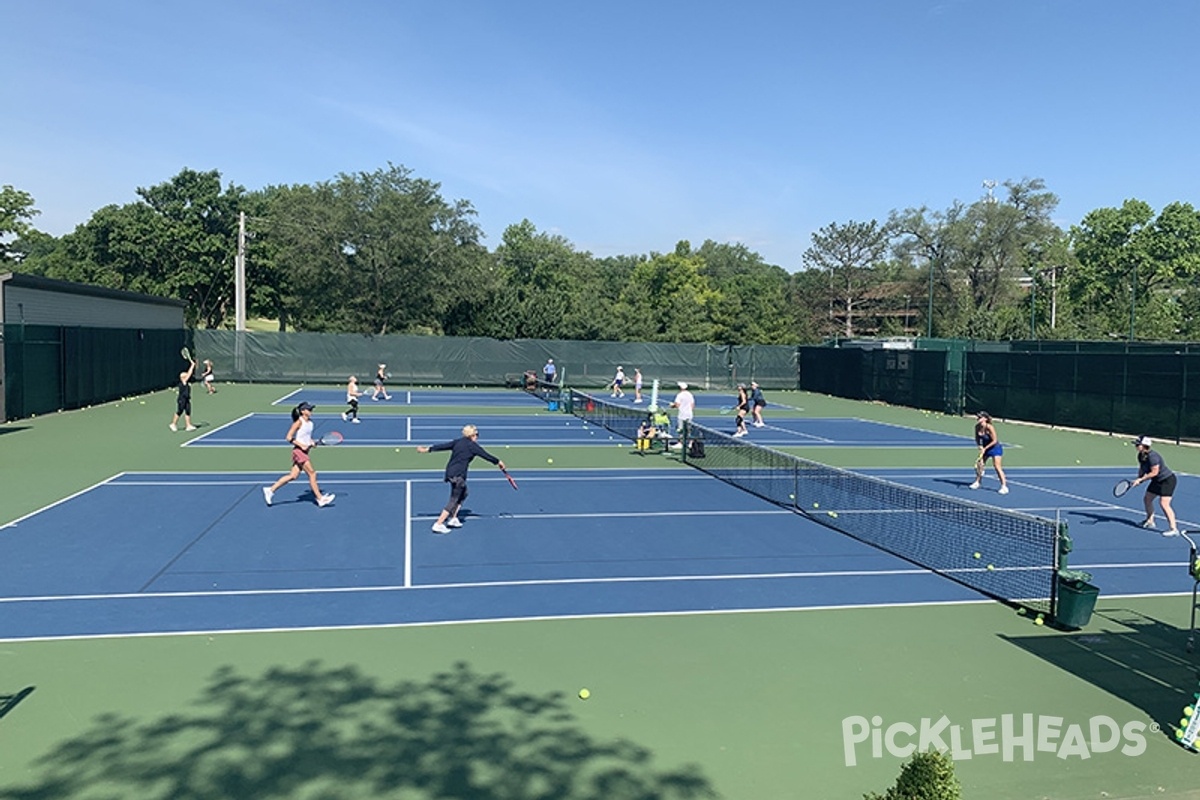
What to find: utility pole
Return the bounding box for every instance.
[235,211,247,331]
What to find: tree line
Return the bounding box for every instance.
[3,168,1198,343]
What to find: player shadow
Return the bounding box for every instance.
[0,686,35,721]
[932,477,983,492]
[0,661,716,799]
[1000,605,1200,742]
[1068,510,1148,530]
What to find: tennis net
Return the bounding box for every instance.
[568,390,651,440]
[523,378,562,404]
[683,421,1063,616]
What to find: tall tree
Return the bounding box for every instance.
[693,240,795,344]
[802,220,893,338]
[615,242,718,342]
[0,185,39,261]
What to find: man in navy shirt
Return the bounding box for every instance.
[418,424,506,534]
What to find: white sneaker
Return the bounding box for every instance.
[998,486,1009,495]
[432,522,451,534]
[169,423,177,432]
[1163,529,1181,537]
[342,412,348,421]
[185,425,197,431]
[753,422,764,428]
[446,518,463,528]
[262,487,274,506]
[317,493,335,507]
[969,481,981,490]
[352,418,360,424]
[1141,518,1156,529]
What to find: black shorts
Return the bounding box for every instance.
[443,475,468,512]
[1148,474,1177,497]
[176,398,191,415]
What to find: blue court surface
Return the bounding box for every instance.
[0,466,1194,641]
[186,413,973,449]
[274,387,547,408]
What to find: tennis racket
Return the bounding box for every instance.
[719,405,734,415]
[501,467,518,490]
[974,455,985,481]
[317,431,344,446]
[181,346,192,361]
[1113,479,1133,498]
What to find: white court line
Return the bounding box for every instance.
[0,598,1008,644]
[0,566,940,604]
[0,473,126,529]
[181,412,255,448]
[404,480,412,588]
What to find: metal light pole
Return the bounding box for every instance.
[1129,262,1137,341]
[1030,274,1037,340]
[926,264,934,338]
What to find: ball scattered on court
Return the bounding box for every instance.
[1034,617,1044,626]
[579,688,590,700]
[827,511,838,518]
[1075,459,1081,464]
[139,401,145,405]
[1183,718,1191,729]
[813,502,819,508]
[986,564,995,571]
[547,458,554,464]
[788,494,795,500]
[395,448,400,452]
[1186,706,1195,717]
[973,552,981,559]
[1176,728,1185,740]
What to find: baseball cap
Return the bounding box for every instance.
[297,401,316,411]
[678,381,688,389]
[1133,435,1153,447]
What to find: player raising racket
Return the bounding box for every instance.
[1131,435,1179,537]
[417,424,506,534]
[969,411,1009,495]
[263,401,335,507]
[169,355,198,432]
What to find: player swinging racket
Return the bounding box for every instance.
[263,401,336,507]
[970,411,1009,495]
[417,424,506,534]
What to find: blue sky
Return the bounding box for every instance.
[4,0,1198,270]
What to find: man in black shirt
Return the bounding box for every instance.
[417,424,506,534]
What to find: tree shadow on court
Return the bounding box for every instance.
[0,661,718,800]
[1000,604,1200,736]
[0,426,32,436]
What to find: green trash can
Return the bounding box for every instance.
[1054,569,1099,630]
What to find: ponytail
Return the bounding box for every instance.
[291,405,302,422]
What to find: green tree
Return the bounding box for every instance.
[0,185,40,261]
[802,220,893,338]
[615,242,718,342]
[693,240,795,344]
[489,219,598,340]
[864,749,961,800]
[256,165,487,334]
